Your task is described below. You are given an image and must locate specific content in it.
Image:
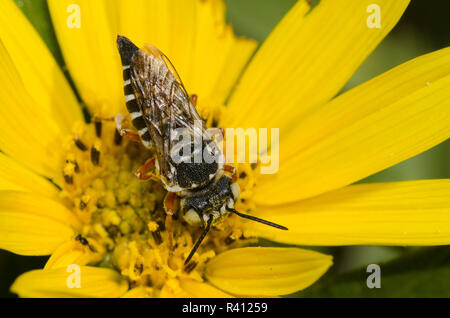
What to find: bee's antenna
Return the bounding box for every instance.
[185,215,214,265]
[226,207,288,230]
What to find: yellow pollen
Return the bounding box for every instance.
[147,221,159,232]
[63,162,76,175]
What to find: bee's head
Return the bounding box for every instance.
[180,175,240,227]
[181,173,287,265]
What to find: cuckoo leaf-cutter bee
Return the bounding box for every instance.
[116,35,287,264]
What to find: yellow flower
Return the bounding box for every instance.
[0,0,449,298]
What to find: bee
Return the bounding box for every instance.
[116,35,287,264]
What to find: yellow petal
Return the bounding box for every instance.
[44,240,99,270]
[159,278,232,298]
[223,0,409,131]
[161,0,196,83]
[115,0,256,106]
[188,0,257,105]
[115,0,172,54]
[248,180,450,246]
[121,286,153,298]
[0,153,59,199]
[254,47,450,205]
[10,266,128,298]
[0,0,83,132]
[179,278,233,298]
[48,0,123,117]
[205,247,332,296]
[49,0,255,116]
[0,40,65,182]
[0,191,81,255]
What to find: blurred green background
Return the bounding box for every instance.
[0,0,449,297]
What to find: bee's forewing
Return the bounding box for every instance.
[130,46,211,190]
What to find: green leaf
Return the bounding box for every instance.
[297,246,450,297]
[225,0,296,42]
[13,0,64,66]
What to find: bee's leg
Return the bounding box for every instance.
[115,113,141,142]
[135,158,159,181]
[190,94,198,107]
[120,129,141,142]
[223,165,237,182]
[163,192,178,252]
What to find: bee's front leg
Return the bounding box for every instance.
[163,192,178,253]
[115,113,141,142]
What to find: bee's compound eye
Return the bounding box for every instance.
[230,183,240,201]
[183,209,202,226]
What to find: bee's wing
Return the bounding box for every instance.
[130,45,210,187]
[143,44,205,125]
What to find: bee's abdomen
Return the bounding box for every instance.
[117,36,152,148]
[123,70,152,148]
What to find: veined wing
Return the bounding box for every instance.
[130,45,213,190]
